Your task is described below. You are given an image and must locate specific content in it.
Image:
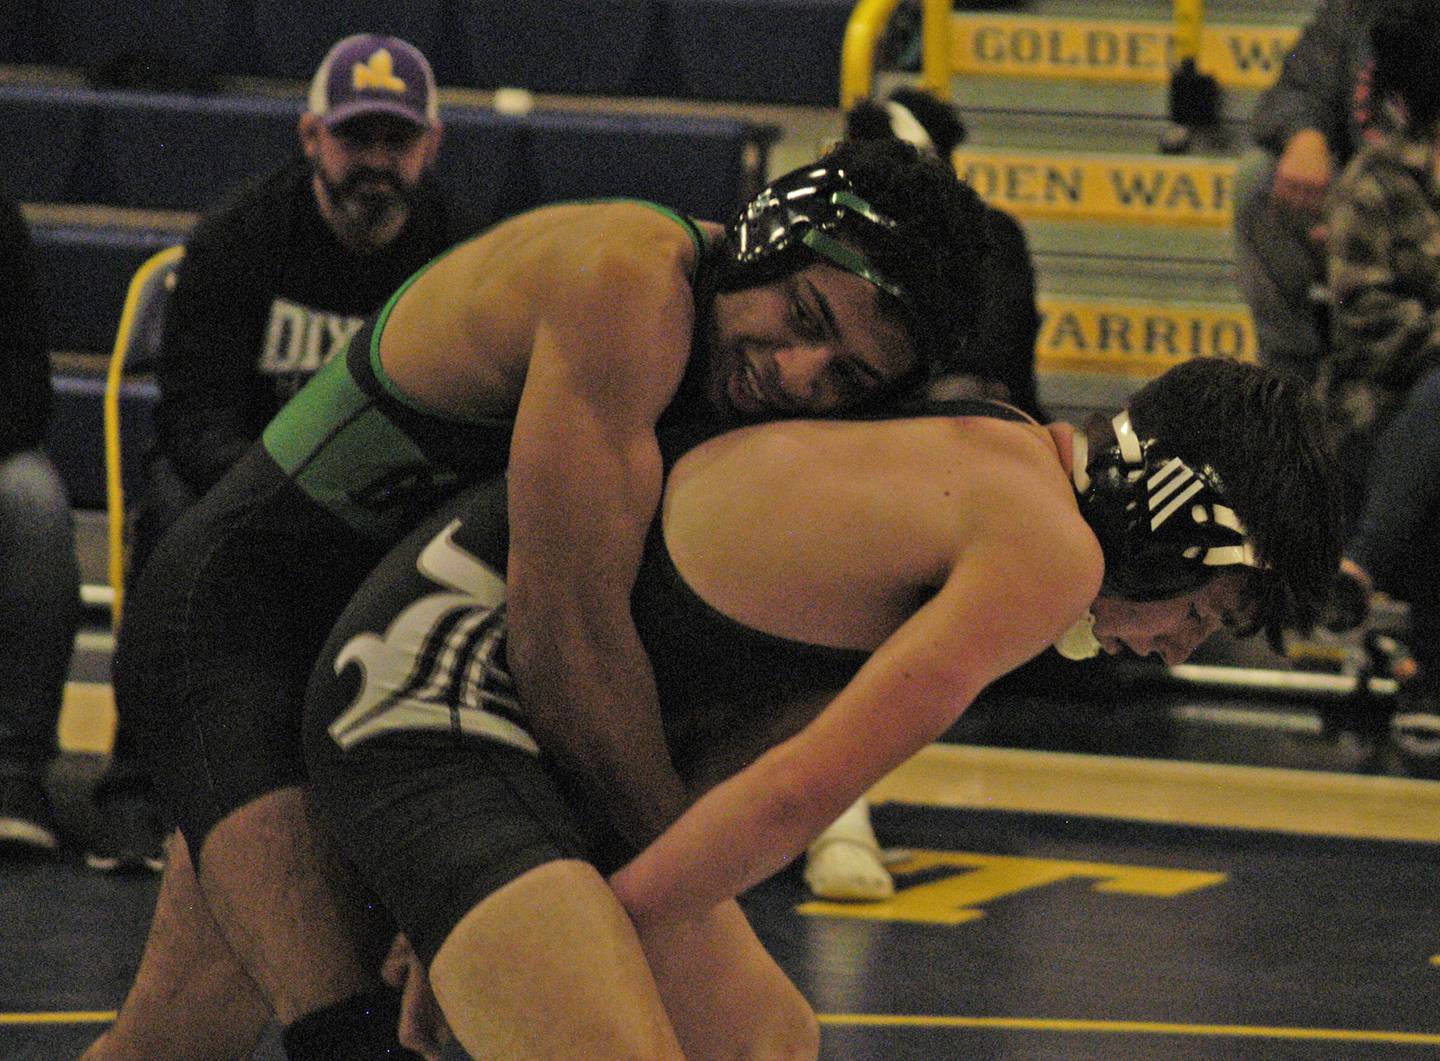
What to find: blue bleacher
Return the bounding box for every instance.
[0,87,91,204]
[28,0,234,82]
[0,84,772,221]
[455,0,662,97]
[31,223,174,510]
[7,80,775,511]
[3,0,847,106]
[656,0,852,106]
[515,110,765,222]
[32,223,180,357]
[47,374,157,512]
[247,0,460,83]
[4,80,774,370]
[0,5,47,67]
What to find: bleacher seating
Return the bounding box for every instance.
[658,0,853,106]
[32,220,180,356]
[2,0,853,106]
[48,371,155,513]
[0,84,774,221]
[0,86,91,204]
[25,0,233,84]
[3,80,774,367]
[3,79,775,515]
[456,1,662,97]
[247,0,458,83]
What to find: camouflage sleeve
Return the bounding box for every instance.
[1325,159,1440,432]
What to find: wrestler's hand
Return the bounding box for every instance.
[382,933,451,1061]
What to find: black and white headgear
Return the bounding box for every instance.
[1074,409,1264,601]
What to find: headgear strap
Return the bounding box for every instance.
[1074,410,1264,601]
[723,164,912,308]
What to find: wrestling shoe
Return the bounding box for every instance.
[84,786,165,873]
[805,834,897,900]
[0,771,60,856]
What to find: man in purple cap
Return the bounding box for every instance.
[83,33,470,877]
[301,33,445,253]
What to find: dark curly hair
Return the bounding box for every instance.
[1125,357,1343,647]
[818,135,991,382]
[705,136,991,387]
[1371,0,1440,131]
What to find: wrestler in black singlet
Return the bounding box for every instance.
[301,398,1027,965]
[116,202,715,850]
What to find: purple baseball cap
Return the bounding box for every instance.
[307,34,439,129]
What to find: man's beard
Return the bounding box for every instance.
[316,164,418,250]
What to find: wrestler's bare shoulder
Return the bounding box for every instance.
[446,200,710,284]
[673,414,1073,522]
[664,414,1093,648]
[377,201,709,416]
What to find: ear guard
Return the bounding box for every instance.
[718,162,913,310]
[1075,410,1263,602]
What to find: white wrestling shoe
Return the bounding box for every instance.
[803,798,895,901]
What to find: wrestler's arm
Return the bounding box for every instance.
[503,235,697,852]
[610,520,1102,928]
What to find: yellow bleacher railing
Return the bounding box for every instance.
[841,0,950,109]
[1173,0,1204,66]
[839,0,898,108]
[105,244,184,626]
[840,1,1299,103]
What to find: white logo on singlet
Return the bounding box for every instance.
[327,519,538,754]
[259,298,365,380]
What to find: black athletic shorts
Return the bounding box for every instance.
[116,319,514,854]
[302,481,624,966]
[115,447,383,850]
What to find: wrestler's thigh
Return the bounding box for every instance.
[117,534,315,850]
[433,860,683,1060]
[306,729,597,969]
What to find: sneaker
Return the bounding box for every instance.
[803,798,895,901]
[84,787,165,873]
[0,772,60,855]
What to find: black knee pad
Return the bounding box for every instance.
[281,987,422,1060]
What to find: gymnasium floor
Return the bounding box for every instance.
[4,630,1439,1059]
